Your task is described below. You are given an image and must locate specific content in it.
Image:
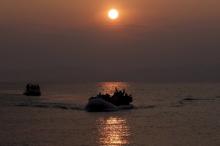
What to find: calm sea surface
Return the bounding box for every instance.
[1,82,220,146]
[1,82,220,105]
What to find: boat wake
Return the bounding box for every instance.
[16,102,84,111]
[15,96,220,111]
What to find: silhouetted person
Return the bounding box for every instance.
[26,84,30,92]
[122,89,125,96]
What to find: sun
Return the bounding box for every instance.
[108,9,119,20]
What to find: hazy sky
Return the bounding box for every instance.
[0,0,220,82]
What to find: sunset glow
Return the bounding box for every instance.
[97,82,129,95]
[108,9,119,20]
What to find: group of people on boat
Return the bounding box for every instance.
[89,88,133,106]
[23,83,133,112]
[24,83,41,96]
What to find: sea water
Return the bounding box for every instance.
[1,82,220,146]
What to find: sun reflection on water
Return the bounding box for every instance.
[97,117,130,146]
[97,82,129,95]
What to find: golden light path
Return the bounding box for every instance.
[108,9,119,20]
[95,82,131,145]
[97,82,129,95]
[97,117,130,146]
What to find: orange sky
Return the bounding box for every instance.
[0,0,220,82]
[1,0,219,29]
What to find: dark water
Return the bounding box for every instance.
[1,82,220,146]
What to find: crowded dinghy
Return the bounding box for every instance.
[23,83,41,96]
[85,88,133,112]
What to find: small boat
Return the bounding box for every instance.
[85,88,133,112]
[23,83,41,96]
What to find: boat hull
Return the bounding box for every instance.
[85,98,133,112]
